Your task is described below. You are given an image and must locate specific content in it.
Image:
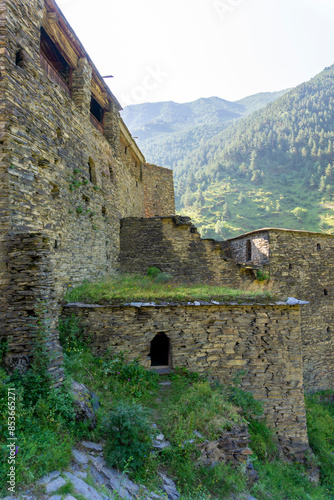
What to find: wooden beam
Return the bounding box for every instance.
[91,75,109,110]
[42,9,78,69]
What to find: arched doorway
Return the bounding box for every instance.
[150,332,170,367]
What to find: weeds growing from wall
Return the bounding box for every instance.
[63,273,275,304]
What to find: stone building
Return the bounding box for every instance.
[1,0,333,458]
[0,0,174,376]
[120,219,334,393]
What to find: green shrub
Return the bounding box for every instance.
[256,269,270,282]
[147,266,162,279]
[226,371,264,417]
[154,272,173,283]
[306,392,334,487]
[104,401,154,471]
[248,418,278,461]
[59,314,88,353]
[102,352,158,398]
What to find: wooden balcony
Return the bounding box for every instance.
[90,113,104,134]
[40,53,71,97]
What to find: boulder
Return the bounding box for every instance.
[70,380,96,429]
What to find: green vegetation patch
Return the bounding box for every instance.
[63,273,275,305]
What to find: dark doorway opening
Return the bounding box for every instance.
[246,239,252,262]
[150,332,170,366]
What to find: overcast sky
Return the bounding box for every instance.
[58,0,334,107]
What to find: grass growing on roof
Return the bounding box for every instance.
[63,273,275,304]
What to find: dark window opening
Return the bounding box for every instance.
[50,183,59,199]
[88,157,97,185]
[324,289,328,296]
[150,332,170,367]
[289,263,292,270]
[124,146,127,155]
[54,240,58,249]
[102,206,106,216]
[109,165,115,182]
[15,49,25,68]
[40,28,71,94]
[246,239,252,262]
[90,96,105,133]
[317,243,321,250]
[327,327,331,333]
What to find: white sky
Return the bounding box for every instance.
[57,0,334,107]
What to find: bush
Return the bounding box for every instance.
[102,352,158,398]
[306,392,334,487]
[147,266,162,279]
[104,401,154,471]
[226,371,264,417]
[248,418,278,461]
[59,314,88,353]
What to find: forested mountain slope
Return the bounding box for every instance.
[121,91,287,171]
[172,64,334,238]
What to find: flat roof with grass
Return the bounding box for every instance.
[63,273,276,306]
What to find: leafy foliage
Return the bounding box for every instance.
[104,401,154,471]
[59,314,88,353]
[306,391,334,487]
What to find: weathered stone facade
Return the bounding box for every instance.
[120,216,245,287]
[228,229,334,392]
[142,164,175,218]
[0,0,174,375]
[120,218,334,393]
[63,301,309,459]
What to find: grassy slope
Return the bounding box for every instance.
[2,342,334,499]
[175,65,334,238]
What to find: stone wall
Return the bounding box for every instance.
[1,0,173,371]
[0,0,9,340]
[226,229,334,392]
[142,164,175,217]
[120,216,246,287]
[228,231,270,267]
[63,302,309,459]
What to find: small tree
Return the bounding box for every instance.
[291,207,307,220]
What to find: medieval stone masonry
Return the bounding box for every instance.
[0,0,174,376]
[63,302,309,459]
[1,0,333,458]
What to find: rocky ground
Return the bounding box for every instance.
[2,439,259,500]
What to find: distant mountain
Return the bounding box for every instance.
[121,91,288,170]
[173,65,334,238]
[122,66,334,238]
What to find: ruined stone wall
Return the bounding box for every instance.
[142,164,175,217]
[267,230,334,392]
[226,229,334,392]
[0,0,9,338]
[63,302,308,459]
[228,231,270,267]
[120,216,246,287]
